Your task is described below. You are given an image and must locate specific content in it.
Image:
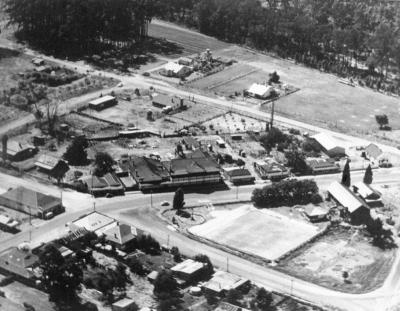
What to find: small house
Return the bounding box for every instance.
[365,143,383,161]
[310,133,346,159]
[353,182,382,207]
[223,167,255,185]
[163,62,192,78]
[112,298,137,311]
[202,271,250,296]
[0,247,39,281]
[35,154,70,181]
[88,95,117,111]
[171,259,206,284]
[178,57,193,66]
[306,158,339,175]
[32,58,45,66]
[6,140,37,162]
[247,83,273,99]
[303,205,329,222]
[254,161,290,181]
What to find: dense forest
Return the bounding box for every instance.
[159,0,400,93]
[3,0,162,55]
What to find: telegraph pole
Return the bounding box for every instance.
[270,100,275,129]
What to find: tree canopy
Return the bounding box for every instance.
[341,160,351,187]
[173,187,185,210]
[4,0,162,55]
[363,164,373,185]
[63,136,88,166]
[94,152,114,177]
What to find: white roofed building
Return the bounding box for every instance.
[171,259,206,284]
[247,83,273,99]
[310,133,346,158]
[162,62,192,78]
[327,181,370,225]
[353,182,382,207]
[89,95,117,111]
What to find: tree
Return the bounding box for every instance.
[225,289,242,305]
[173,188,185,211]
[63,137,88,166]
[366,218,395,249]
[126,257,147,276]
[39,244,83,302]
[94,152,115,176]
[171,246,181,262]
[341,160,351,187]
[375,115,389,129]
[268,71,280,84]
[194,254,214,277]
[255,287,274,311]
[153,270,179,297]
[284,149,308,174]
[260,127,288,151]
[363,164,373,184]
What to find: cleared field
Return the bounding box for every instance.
[173,101,224,123]
[148,21,231,57]
[189,63,260,92]
[215,46,400,134]
[189,205,320,261]
[278,225,396,293]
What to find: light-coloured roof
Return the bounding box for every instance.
[248,83,272,96]
[328,181,367,213]
[171,259,205,275]
[304,205,328,217]
[203,271,248,293]
[112,298,135,308]
[35,154,61,170]
[89,95,116,106]
[311,132,343,151]
[7,140,35,156]
[365,143,382,159]
[103,222,135,245]
[164,62,186,73]
[72,212,115,232]
[353,182,381,199]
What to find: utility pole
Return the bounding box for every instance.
[236,185,238,200]
[167,234,170,247]
[270,100,275,129]
[290,279,294,296]
[150,191,153,208]
[226,257,229,272]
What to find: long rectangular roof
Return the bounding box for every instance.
[248,83,272,96]
[89,95,116,106]
[311,132,342,151]
[72,211,115,232]
[328,181,367,213]
[171,259,205,275]
[353,182,381,199]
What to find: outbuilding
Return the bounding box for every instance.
[247,83,273,99]
[89,95,117,111]
[310,133,346,159]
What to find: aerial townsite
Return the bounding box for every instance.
[0,0,400,311]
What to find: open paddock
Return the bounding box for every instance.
[172,101,225,124]
[277,225,396,293]
[148,21,231,58]
[189,204,321,262]
[200,112,266,134]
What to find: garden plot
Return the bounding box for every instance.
[189,204,320,261]
[201,112,266,134]
[278,225,396,293]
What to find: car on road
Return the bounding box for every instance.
[161,201,170,206]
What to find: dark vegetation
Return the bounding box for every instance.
[252,179,322,207]
[63,136,89,166]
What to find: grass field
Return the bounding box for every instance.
[215,46,400,134]
[189,205,320,261]
[148,21,231,58]
[278,225,396,293]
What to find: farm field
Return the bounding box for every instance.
[148,20,231,58]
[214,46,400,136]
[189,204,321,261]
[277,225,396,293]
[188,63,261,93]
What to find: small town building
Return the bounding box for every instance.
[365,143,383,161]
[81,173,124,197]
[88,95,117,111]
[310,133,346,159]
[0,247,39,280]
[6,140,37,162]
[130,156,171,190]
[223,167,255,185]
[35,154,70,180]
[147,270,159,283]
[70,211,115,232]
[0,215,19,233]
[101,222,139,249]
[202,271,250,296]
[152,94,186,111]
[353,182,382,207]
[247,83,273,99]
[215,302,251,311]
[303,205,329,222]
[32,58,45,66]
[178,57,193,66]
[112,298,137,311]
[327,181,370,225]
[171,259,206,284]
[0,186,63,219]
[254,161,290,181]
[306,158,339,175]
[32,135,47,146]
[162,62,192,78]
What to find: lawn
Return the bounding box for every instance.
[277,225,396,293]
[148,21,231,58]
[189,204,321,261]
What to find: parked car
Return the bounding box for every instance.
[161,201,170,206]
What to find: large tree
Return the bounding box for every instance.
[39,244,83,302]
[363,164,373,185]
[341,160,351,187]
[94,152,114,177]
[63,136,88,166]
[173,187,185,210]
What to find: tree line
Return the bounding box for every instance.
[159,0,400,94]
[3,0,163,55]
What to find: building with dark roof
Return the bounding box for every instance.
[306,158,339,175]
[0,247,39,280]
[89,95,117,111]
[81,173,124,197]
[6,141,37,162]
[254,161,290,181]
[35,154,70,180]
[182,136,200,150]
[0,187,63,219]
[223,167,255,185]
